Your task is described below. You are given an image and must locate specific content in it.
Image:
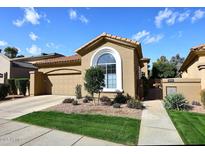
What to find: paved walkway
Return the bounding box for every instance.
[0,119,121,146]
[0,95,68,119]
[138,100,184,145]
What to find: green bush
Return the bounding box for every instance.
[164,93,188,111]
[7,79,17,95]
[200,89,205,107]
[75,84,82,99]
[72,100,78,105]
[83,98,89,103]
[62,98,74,103]
[127,98,143,109]
[0,84,9,100]
[85,95,93,101]
[15,78,29,96]
[113,92,127,104]
[100,96,112,106]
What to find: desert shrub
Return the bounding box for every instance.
[127,98,144,109]
[126,93,132,101]
[15,78,29,96]
[62,98,74,103]
[85,95,93,101]
[100,96,112,106]
[113,103,121,108]
[200,89,205,107]
[7,79,17,95]
[0,84,9,100]
[72,100,78,105]
[164,93,188,111]
[83,98,89,103]
[191,101,201,106]
[75,84,82,99]
[113,92,127,104]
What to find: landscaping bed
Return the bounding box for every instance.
[44,99,142,119]
[14,111,141,145]
[168,110,205,145]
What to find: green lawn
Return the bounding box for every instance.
[168,110,205,145]
[14,111,140,145]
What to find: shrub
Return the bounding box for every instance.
[7,79,17,95]
[72,100,78,105]
[0,84,9,100]
[83,98,89,103]
[164,93,188,111]
[85,95,93,101]
[113,92,127,104]
[15,78,29,96]
[100,96,112,106]
[127,98,143,109]
[191,101,201,106]
[62,98,74,103]
[113,103,121,108]
[200,89,205,107]
[75,84,82,99]
[126,93,132,101]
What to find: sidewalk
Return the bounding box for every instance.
[138,100,184,145]
[0,119,121,146]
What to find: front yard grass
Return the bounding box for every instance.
[14,111,140,145]
[168,110,205,145]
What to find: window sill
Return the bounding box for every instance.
[101,88,123,93]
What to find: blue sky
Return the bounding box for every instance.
[0,7,205,63]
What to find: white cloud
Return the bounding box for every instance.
[29,32,38,41]
[191,9,205,23]
[79,15,89,24]
[68,9,89,24]
[0,40,8,46]
[155,8,173,28]
[132,30,150,41]
[69,9,77,20]
[26,44,42,55]
[13,7,49,27]
[132,30,163,44]
[178,11,190,22]
[144,34,164,44]
[166,12,178,25]
[46,42,59,49]
[155,8,193,28]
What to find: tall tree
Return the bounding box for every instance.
[151,56,177,78]
[4,47,18,58]
[170,54,185,73]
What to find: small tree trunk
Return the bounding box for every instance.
[98,92,101,105]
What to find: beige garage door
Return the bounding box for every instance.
[47,74,81,96]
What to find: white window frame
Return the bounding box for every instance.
[90,47,123,92]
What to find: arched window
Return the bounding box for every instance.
[90,47,122,92]
[97,53,116,88]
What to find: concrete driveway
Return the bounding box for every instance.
[0,95,68,119]
[0,119,120,146]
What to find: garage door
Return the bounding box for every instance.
[47,74,81,96]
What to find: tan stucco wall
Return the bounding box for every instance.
[80,41,137,98]
[30,71,45,96]
[0,55,10,83]
[162,78,201,102]
[181,56,205,89]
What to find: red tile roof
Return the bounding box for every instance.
[35,54,81,65]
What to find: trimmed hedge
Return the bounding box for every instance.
[0,84,9,100]
[7,79,17,95]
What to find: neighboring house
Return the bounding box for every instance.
[179,44,205,89]
[162,44,205,102]
[0,53,64,84]
[30,33,150,98]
